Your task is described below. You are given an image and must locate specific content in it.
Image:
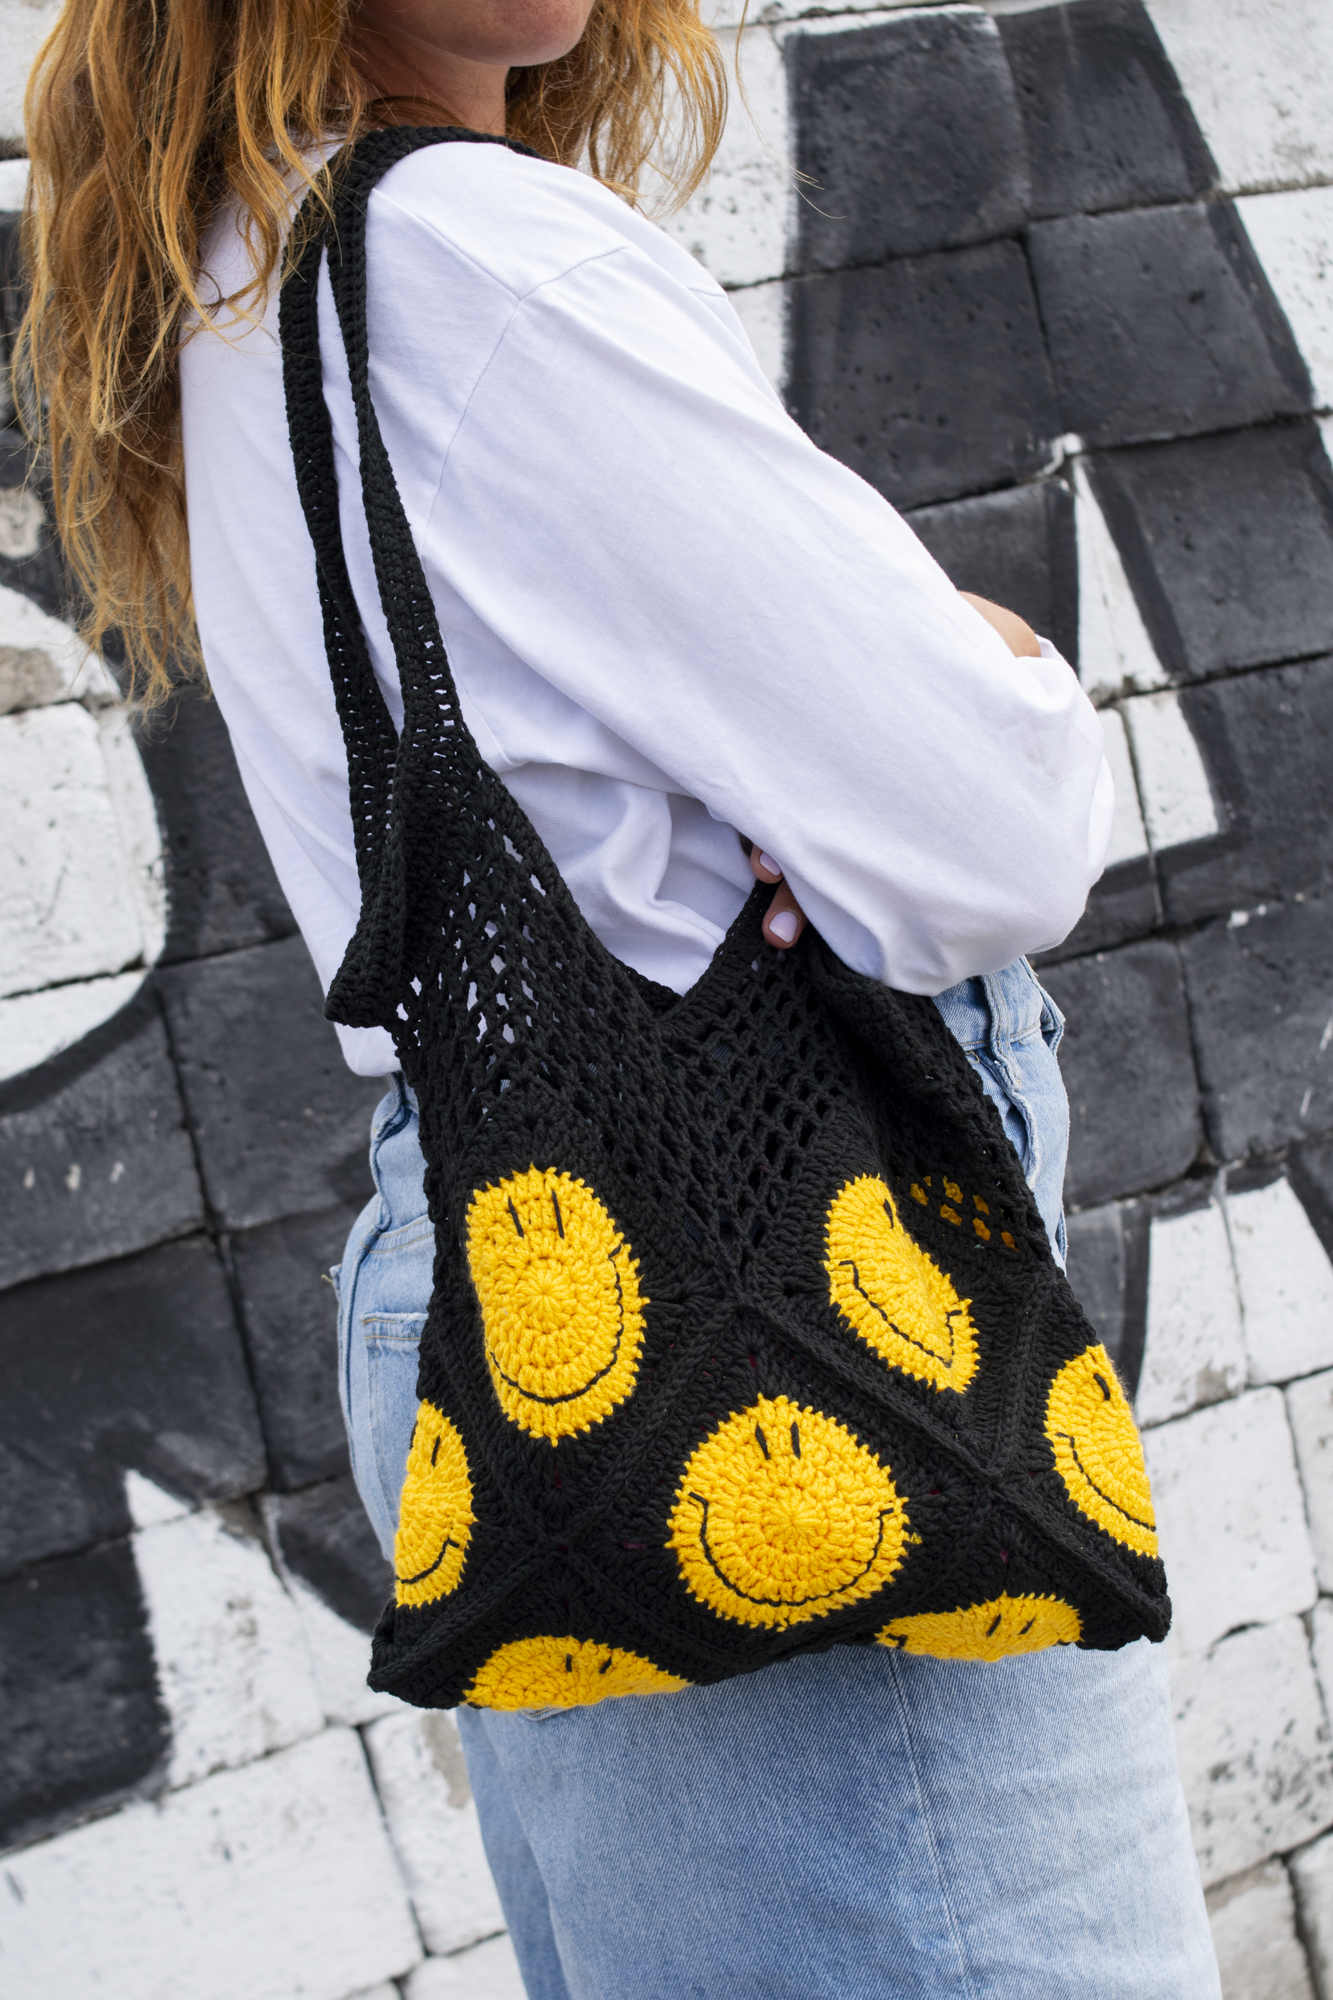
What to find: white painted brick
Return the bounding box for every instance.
[346,1987,402,2000]
[98,704,167,966]
[364,1710,506,1955]
[1073,457,1171,703]
[0,485,44,563]
[0,644,70,715]
[1292,1378,1333,1592]
[125,1468,196,1529]
[1311,1601,1333,1732]
[660,23,790,288]
[0,579,94,696]
[127,1475,325,1787]
[1293,1828,1333,2000]
[1229,1180,1333,1387]
[1206,1859,1315,2000]
[728,278,786,394]
[1145,1388,1317,1659]
[405,1936,526,2000]
[1121,689,1220,853]
[1138,1200,1247,1427]
[0,970,146,1083]
[0,2,58,146]
[0,153,28,208]
[1145,0,1333,194]
[0,703,148,997]
[0,1730,423,2000]
[1238,186,1333,412]
[1097,707,1150,869]
[276,1551,409,1727]
[259,1493,407,1727]
[1172,1618,1333,1888]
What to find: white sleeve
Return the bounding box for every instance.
[388,216,1113,992]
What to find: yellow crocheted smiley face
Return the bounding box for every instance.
[466,1635,690,1710]
[879,1590,1081,1661]
[394,1403,475,1608]
[1046,1345,1158,1558]
[467,1167,647,1443]
[825,1176,980,1393]
[669,1395,911,1629]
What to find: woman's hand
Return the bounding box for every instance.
[751,843,809,950]
[745,590,1041,951]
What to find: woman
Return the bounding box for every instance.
[22,0,1218,1993]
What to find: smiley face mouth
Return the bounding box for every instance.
[395,1534,464,1590]
[1055,1430,1156,1534]
[685,1492,898,1610]
[487,1245,633,1405]
[837,1256,968,1368]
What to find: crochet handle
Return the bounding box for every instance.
[279,126,543,1030]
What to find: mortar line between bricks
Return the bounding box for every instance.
[0,959,156,1006]
[1042,893,1333,970]
[1287,1847,1327,1990]
[156,927,301,974]
[1094,646,1333,710]
[769,193,1333,296]
[350,1719,429,1968]
[1064,1139,1327,1219]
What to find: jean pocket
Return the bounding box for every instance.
[1037,982,1065,1056]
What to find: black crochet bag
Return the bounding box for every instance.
[280,126,1169,1713]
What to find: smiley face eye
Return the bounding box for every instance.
[1093,1372,1112,1401]
[754,1425,770,1458]
[790,1422,801,1457]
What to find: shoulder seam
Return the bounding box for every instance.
[370,158,639,304]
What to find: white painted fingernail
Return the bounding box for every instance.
[759,852,782,878]
[768,910,798,944]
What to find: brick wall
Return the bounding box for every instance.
[1,2,1331,1995]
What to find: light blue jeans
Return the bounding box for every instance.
[333,961,1218,2000]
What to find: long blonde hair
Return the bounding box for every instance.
[18,0,725,705]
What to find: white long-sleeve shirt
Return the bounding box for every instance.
[179,140,1112,1076]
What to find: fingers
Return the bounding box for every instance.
[762,878,807,949]
[745,842,807,947]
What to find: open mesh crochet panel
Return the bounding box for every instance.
[280,126,1169,1710]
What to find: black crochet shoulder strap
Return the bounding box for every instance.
[280,128,1168,1713]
